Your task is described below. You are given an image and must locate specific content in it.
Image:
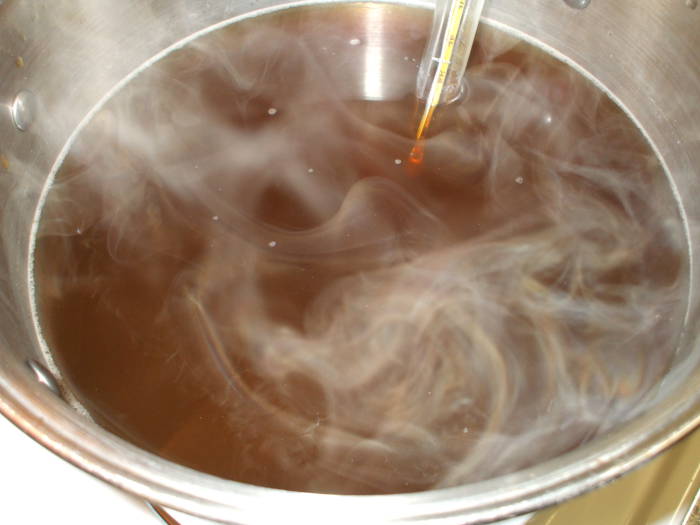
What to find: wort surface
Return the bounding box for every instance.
[34,5,687,494]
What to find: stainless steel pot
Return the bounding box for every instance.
[1,0,700,523]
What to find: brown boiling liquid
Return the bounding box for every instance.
[34,4,687,494]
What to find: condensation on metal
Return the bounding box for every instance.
[11,90,37,132]
[564,0,591,9]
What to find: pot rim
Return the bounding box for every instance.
[2,1,700,523]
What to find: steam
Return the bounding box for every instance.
[33,8,687,494]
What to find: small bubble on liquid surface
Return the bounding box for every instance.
[269,241,277,248]
[307,168,314,173]
[267,107,278,116]
[515,176,524,184]
[349,38,361,46]
[212,215,220,221]
[394,158,403,165]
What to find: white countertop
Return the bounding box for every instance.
[0,412,157,524]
